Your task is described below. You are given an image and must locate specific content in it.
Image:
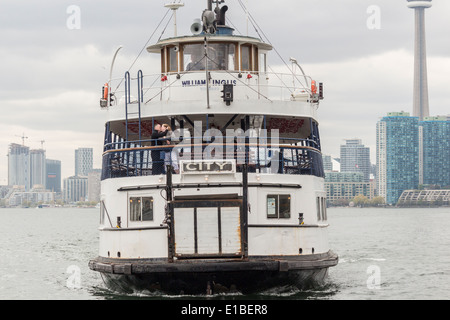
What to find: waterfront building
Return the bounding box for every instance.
[46,159,61,192]
[87,169,101,202]
[75,148,93,177]
[420,116,450,188]
[376,112,419,205]
[7,143,30,191]
[63,175,88,203]
[30,149,46,189]
[322,155,332,172]
[322,155,340,172]
[340,139,371,181]
[6,185,54,207]
[325,171,374,204]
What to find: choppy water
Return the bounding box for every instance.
[0,207,449,300]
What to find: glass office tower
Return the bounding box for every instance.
[420,116,450,188]
[377,112,419,205]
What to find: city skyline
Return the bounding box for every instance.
[5,142,97,188]
[1,1,450,183]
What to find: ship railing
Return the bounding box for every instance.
[101,137,324,180]
[107,70,314,106]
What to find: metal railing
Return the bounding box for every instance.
[101,138,324,180]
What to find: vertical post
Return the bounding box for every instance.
[124,71,131,176]
[104,122,110,152]
[137,70,143,142]
[242,162,249,259]
[124,71,131,142]
[179,119,184,143]
[166,165,175,262]
[242,115,249,258]
[204,37,210,109]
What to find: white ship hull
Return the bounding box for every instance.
[89,173,337,294]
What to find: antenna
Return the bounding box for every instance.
[165,1,185,37]
[40,140,45,150]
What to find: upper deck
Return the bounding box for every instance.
[102,13,323,122]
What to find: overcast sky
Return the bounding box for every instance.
[1,0,449,183]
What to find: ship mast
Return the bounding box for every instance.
[165,1,185,37]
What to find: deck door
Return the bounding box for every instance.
[173,199,243,258]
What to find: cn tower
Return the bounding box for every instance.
[407,0,432,121]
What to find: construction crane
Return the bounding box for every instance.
[15,133,28,146]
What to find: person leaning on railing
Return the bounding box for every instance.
[151,124,168,175]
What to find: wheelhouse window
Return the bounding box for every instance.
[241,44,251,71]
[166,46,178,73]
[130,196,153,221]
[267,194,291,219]
[183,42,236,71]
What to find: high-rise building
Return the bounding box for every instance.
[8,143,30,190]
[64,175,88,203]
[75,148,93,176]
[340,139,371,181]
[420,116,450,188]
[377,112,419,205]
[30,149,46,189]
[407,0,432,121]
[87,169,102,202]
[322,155,333,172]
[46,159,61,192]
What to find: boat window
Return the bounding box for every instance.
[254,47,259,72]
[267,194,291,219]
[316,196,327,221]
[161,49,166,73]
[259,53,267,73]
[241,45,251,71]
[130,196,153,221]
[167,46,178,72]
[316,197,321,221]
[321,197,327,220]
[183,43,236,71]
[183,44,203,71]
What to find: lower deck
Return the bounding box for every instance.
[98,172,329,260]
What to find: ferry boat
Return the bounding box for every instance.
[89,0,338,295]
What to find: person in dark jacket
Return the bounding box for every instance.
[151,124,168,175]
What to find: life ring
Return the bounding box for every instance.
[103,83,109,100]
[311,80,317,94]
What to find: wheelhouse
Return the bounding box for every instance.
[148,35,270,74]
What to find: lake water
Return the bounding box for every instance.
[0,207,449,300]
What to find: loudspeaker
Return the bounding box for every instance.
[190,19,202,35]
